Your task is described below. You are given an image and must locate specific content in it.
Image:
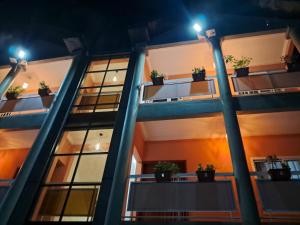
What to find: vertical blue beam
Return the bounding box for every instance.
[93,47,145,225]
[0,52,89,225]
[210,37,261,225]
[0,64,21,98]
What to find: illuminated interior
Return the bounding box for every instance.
[3,58,72,99]
[124,110,300,222]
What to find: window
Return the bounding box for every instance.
[254,158,300,180]
[72,57,129,113]
[31,128,113,221]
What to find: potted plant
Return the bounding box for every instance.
[5,86,24,100]
[281,54,300,72]
[224,55,252,77]
[196,164,215,182]
[192,67,206,81]
[38,81,51,97]
[153,161,179,182]
[266,155,291,181]
[150,70,165,86]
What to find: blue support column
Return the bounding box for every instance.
[210,36,261,225]
[0,64,22,98]
[93,47,145,225]
[0,52,89,225]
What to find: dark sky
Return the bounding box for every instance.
[0,0,299,65]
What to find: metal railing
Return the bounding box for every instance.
[231,71,300,96]
[140,78,217,104]
[0,94,55,116]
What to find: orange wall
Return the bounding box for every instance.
[0,148,30,179]
[132,123,145,160]
[140,134,300,173]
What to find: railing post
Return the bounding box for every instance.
[209,36,261,225]
[92,46,145,225]
[0,52,89,225]
[0,64,22,99]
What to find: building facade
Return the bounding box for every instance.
[0,23,300,225]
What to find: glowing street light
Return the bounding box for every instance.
[17,49,26,59]
[193,23,202,33]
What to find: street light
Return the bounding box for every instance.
[17,49,26,59]
[193,23,202,33]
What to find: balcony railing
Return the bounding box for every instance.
[123,172,300,222]
[231,71,300,95]
[0,179,14,204]
[140,78,217,104]
[0,94,55,116]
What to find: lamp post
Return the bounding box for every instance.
[193,25,261,225]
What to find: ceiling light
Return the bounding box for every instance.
[113,76,117,82]
[95,143,100,151]
[22,82,29,89]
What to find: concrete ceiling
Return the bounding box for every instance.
[147,32,287,77]
[11,58,73,92]
[141,111,300,141]
[0,129,39,150]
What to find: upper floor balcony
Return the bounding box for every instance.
[140,31,300,105]
[0,57,72,117]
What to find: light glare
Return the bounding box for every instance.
[18,50,26,59]
[193,23,202,33]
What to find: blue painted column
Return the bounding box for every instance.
[93,47,145,225]
[209,36,261,225]
[0,52,89,225]
[0,63,22,98]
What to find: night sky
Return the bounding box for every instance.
[0,0,299,65]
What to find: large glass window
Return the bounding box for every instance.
[31,128,113,222]
[72,56,129,113]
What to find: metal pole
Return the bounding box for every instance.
[209,36,261,225]
[0,63,22,98]
[0,52,89,225]
[93,47,145,225]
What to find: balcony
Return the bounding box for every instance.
[124,172,300,223]
[231,71,300,96]
[0,94,55,116]
[140,78,217,104]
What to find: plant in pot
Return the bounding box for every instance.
[266,155,291,181]
[224,55,252,77]
[38,81,51,97]
[5,86,24,100]
[196,164,215,182]
[150,70,165,86]
[153,161,179,182]
[281,54,300,72]
[192,67,206,82]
